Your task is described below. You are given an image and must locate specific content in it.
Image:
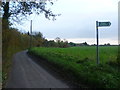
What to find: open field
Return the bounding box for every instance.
[28,46,120,88]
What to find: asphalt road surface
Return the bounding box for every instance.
[6,50,69,88]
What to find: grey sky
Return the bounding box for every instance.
[13,0,119,45]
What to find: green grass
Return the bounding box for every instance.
[28,46,120,88]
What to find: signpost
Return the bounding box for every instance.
[96,21,111,64]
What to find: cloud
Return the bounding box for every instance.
[12,0,118,44]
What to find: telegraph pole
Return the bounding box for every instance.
[30,20,32,48]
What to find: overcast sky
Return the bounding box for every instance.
[13,0,119,45]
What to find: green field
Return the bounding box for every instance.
[28,46,120,88]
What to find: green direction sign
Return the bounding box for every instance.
[98,22,111,27]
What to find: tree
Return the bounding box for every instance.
[69,42,76,47]
[107,43,110,46]
[55,37,61,43]
[34,32,43,39]
[48,40,57,47]
[2,1,61,86]
[1,1,60,60]
[83,42,89,46]
[33,32,44,47]
[1,1,60,29]
[63,39,69,48]
[55,37,61,47]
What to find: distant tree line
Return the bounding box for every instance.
[43,37,69,48]
[69,42,89,47]
[69,42,119,47]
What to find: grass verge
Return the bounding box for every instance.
[28,46,120,88]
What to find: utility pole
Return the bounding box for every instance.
[30,20,32,48]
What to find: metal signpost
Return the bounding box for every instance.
[96,21,111,64]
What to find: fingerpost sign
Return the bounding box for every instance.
[98,22,111,27]
[96,21,111,64]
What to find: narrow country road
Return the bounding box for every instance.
[6,50,69,88]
